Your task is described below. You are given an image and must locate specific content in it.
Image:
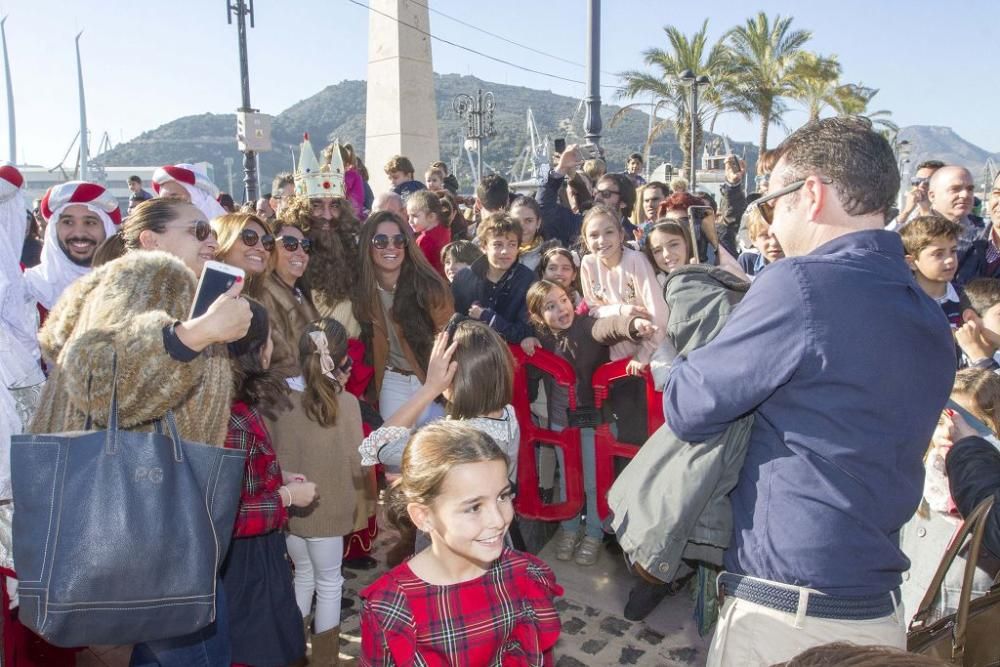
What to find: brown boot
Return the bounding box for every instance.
[385,523,416,567]
[311,626,356,666]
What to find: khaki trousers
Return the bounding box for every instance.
[706,576,906,667]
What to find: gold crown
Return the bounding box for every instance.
[294,133,344,199]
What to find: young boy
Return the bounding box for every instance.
[383,155,425,200]
[901,215,966,329]
[406,190,451,276]
[451,213,535,343]
[431,160,460,195]
[738,211,785,281]
[440,240,483,284]
[956,277,1000,371]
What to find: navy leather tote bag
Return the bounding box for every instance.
[10,362,245,646]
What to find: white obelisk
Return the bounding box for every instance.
[364,0,439,195]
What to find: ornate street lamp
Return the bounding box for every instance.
[453,89,496,187]
[679,70,710,192]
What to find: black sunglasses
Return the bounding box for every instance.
[241,228,275,251]
[278,235,311,254]
[751,179,806,224]
[166,219,213,241]
[338,355,353,375]
[371,233,407,250]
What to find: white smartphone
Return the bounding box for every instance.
[189,261,245,319]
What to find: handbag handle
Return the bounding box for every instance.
[909,496,995,658]
[151,412,186,463]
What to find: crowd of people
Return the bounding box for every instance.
[0,116,998,667]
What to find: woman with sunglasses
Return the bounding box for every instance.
[214,212,275,298]
[259,219,319,379]
[355,212,453,425]
[30,198,251,666]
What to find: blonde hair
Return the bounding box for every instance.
[385,422,509,529]
[745,206,771,241]
[952,368,1000,436]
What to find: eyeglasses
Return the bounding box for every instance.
[595,188,620,198]
[277,235,311,254]
[240,228,275,251]
[371,233,407,250]
[751,179,806,224]
[911,176,930,187]
[166,219,214,241]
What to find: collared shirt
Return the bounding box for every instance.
[664,229,956,596]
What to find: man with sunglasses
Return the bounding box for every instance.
[660,117,956,665]
[890,159,943,230]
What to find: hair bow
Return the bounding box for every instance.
[308,330,337,381]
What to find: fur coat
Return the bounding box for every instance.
[30,250,232,447]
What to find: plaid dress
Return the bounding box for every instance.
[360,548,563,666]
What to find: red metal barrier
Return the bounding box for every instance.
[591,359,665,521]
[509,345,585,521]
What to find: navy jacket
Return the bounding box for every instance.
[536,173,581,248]
[451,257,535,343]
[947,435,1000,559]
[664,229,956,596]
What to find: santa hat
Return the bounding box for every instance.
[25,180,121,310]
[0,163,38,362]
[152,163,226,220]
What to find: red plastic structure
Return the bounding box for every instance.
[508,345,585,521]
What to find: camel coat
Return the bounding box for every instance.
[267,389,364,537]
[260,274,320,379]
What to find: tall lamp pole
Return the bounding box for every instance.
[679,70,710,192]
[583,0,602,149]
[1,17,15,164]
[894,139,911,210]
[228,0,258,202]
[75,32,88,181]
[453,89,496,186]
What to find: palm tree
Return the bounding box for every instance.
[614,20,746,174]
[789,52,843,122]
[833,83,900,141]
[726,12,813,152]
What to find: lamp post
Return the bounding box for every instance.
[894,138,911,210]
[453,89,496,187]
[678,70,710,192]
[583,0,601,149]
[227,0,258,202]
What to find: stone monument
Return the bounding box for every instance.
[364,0,440,195]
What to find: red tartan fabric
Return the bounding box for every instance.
[359,548,563,667]
[225,401,287,538]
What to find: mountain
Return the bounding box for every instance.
[94,73,757,195]
[896,126,999,184]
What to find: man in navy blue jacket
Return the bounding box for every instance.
[663,117,956,665]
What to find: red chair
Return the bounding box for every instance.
[508,345,585,521]
[591,359,665,521]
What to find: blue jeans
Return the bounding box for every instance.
[554,426,602,539]
[129,583,231,667]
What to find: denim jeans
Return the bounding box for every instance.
[554,426,602,539]
[379,368,445,424]
[129,583,230,667]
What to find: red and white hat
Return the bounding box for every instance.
[40,180,122,225]
[152,163,225,219]
[0,163,24,204]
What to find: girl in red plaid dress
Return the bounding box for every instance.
[360,422,563,666]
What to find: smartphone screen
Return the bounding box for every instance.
[190,264,242,319]
[554,138,566,154]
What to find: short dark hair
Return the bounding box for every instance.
[384,155,415,177]
[775,642,950,666]
[963,278,1000,316]
[476,173,510,212]
[773,116,898,217]
[600,173,637,218]
[128,175,142,185]
[271,172,294,195]
[628,153,643,163]
[644,181,668,198]
[476,212,522,245]
[917,159,945,172]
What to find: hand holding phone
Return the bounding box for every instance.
[190,261,246,319]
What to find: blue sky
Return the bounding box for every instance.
[1,0,997,167]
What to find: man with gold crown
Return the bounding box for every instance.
[285,134,381,572]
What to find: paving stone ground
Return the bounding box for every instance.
[79,507,708,666]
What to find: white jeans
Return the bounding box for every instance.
[707,575,906,667]
[285,534,344,633]
[379,368,445,424]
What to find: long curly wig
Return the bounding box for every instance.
[355,211,451,374]
[279,195,359,304]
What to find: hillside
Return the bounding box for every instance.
[95,73,756,194]
[896,125,999,183]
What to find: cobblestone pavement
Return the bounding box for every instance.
[80,514,708,666]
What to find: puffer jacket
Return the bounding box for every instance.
[608,264,751,582]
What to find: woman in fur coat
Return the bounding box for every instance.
[26,198,251,667]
